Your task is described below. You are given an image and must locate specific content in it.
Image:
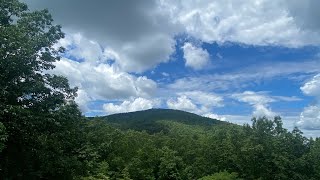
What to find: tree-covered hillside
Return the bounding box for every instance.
[93,109,225,133]
[80,116,320,180]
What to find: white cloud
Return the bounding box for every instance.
[55,33,176,72]
[113,34,176,72]
[75,89,91,112]
[301,74,320,98]
[203,113,226,121]
[232,91,277,118]
[167,91,224,120]
[182,42,210,70]
[103,98,160,115]
[67,34,103,63]
[168,60,320,92]
[23,0,320,76]
[231,91,300,118]
[103,48,120,62]
[178,91,223,107]
[52,59,157,100]
[272,96,302,102]
[160,0,320,47]
[298,106,320,130]
[223,115,254,125]
[167,95,197,112]
[252,104,276,118]
[232,91,275,105]
[49,34,158,113]
[24,0,179,72]
[298,74,320,130]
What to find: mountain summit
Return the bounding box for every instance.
[93,109,225,133]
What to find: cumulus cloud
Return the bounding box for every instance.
[182,42,210,70]
[23,0,320,75]
[47,34,158,113]
[57,33,104,63]
[167,95,197,112]
[300,74,320,98]
[24,0,179,72]
[231,91,303,118]
[75,89,91,112]
[160,0,320,46]
[298,74,320,129]
[232,91,277,117]
[52,59,157,100]
[103,98,160,115]
[252,104,276,118]
[298,106,320,130]
[112,34,176,72]
[167,91,225,120]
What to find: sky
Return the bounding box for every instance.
[23,0,320,137]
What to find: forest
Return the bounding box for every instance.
[1,0,320,179]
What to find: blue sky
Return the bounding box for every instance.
[24,0,320,137]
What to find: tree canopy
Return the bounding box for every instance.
[0,0,84,178]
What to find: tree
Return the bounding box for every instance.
[157,146,184,180]
[0,0,85,178]
[0,0,74,112]
[0,122,7,152]
[199,171,241,180]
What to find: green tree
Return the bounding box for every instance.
[199,171,240,180]
[304,138,320,179]
[157,146,184,180]
[0,122,7,152]
[0,0,85,178]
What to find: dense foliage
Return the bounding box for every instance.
[0,0,86,178]
[1,1,320,179]
[82,114,320,180]
[96,109,224,133]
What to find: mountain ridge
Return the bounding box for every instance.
[91,108,226,133]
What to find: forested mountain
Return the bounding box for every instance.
[81,115,320,180]
[93,109,225,132]
[1,0,320,179]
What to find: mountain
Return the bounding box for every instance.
[91,109,225,133]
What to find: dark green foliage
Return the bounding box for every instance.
[0,0,85,179]
[0,122,7,152]
[199,171,241,180]
[80,116,319,180]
